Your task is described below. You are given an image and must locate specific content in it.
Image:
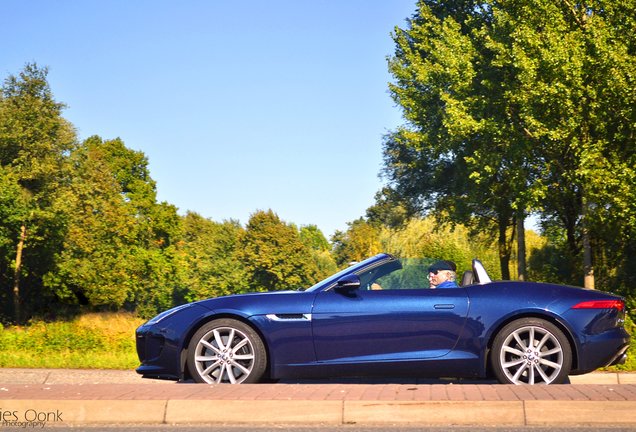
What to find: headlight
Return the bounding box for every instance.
[145,303,192,325]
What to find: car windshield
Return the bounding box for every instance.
[305,255,457,292]
[304,254,392,292]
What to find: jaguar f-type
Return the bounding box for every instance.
[136,253,629,385]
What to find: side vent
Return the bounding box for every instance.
[266,313,312,322]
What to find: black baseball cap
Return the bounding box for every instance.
[428,260,457,273]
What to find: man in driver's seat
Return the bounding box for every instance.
[428,260,458,288]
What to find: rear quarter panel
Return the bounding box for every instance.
[463,281,626,374]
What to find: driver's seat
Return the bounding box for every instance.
[460,270,475,286]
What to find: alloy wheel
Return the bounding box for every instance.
[498,324,564,385]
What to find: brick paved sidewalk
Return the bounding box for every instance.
[2,382,636,401]
[0,367,634,385]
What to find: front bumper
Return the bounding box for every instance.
[135,303,214,381]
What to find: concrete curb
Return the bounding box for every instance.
[3,398,636,426]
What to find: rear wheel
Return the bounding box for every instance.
[491,318,571,385]
[187,319,267,384]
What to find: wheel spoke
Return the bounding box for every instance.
[201,360,222,379]
[539,358,561,370]
[214,363,228,383]
[195,354,216,362]
[225,364,238,384]
[213,330,226,351]
[513,332,528,351]
[232,337,249,353]
[201,339,221,355]
[535,364,552,383]
[233,353,255,361]
[528,327,536,350]
[230,360,251,376]
[536,333,551,351]
[227,329,236,348]
[503,345,524,357]
[528,362,535,384]
[503,358,526,368]
[512,362,528,382]
[541,347,562,356]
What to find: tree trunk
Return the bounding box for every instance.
[517,211,526,281]
[582,223,594,289]
[13,224,27,324]
[498,217,512,280]
[581,196,594,289]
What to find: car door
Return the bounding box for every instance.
[311,285,469,363]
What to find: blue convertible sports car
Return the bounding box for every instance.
[136,253,630,385]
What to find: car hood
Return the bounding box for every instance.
[193,289,315,318]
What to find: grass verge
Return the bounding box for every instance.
[0,312,144,369]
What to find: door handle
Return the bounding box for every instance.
[434,304,455,309]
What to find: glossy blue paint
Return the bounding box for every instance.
[311,288,469,362]
[136,253,630,383]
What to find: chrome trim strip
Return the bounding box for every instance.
[266,313,312,322]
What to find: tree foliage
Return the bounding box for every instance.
[40,136,182,317]
[331,216,503,280]
[384,0,534,279]
[239,210,321,291]
[331,219,383,267]
[179,212,247,301]
[0,65,340,322]
[3,5,635,325]
[0,63,77,321]
[382,0,636,290]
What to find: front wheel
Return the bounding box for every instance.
[491,318,571,385]
[187,319,267,384]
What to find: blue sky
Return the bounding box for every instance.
[3,1,417,237]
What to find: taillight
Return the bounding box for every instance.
[572,300,625,311]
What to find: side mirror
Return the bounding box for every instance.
[335,274,361,292]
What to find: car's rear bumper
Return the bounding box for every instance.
[572,327,630,374]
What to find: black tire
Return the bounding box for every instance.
[187,318,267,384]
[491,317,571,385]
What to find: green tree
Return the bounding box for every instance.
[44,136,181,317]
[0,64,77,322]
[365,187,410,229]
[383,1,535,280]
[383,0,636,287]
[240,210,319,291]
[0,168,28,320]
[180,212,248,301]
[299,224,338,280]
[489,0,636,289]
[379,217,502,279]
[331,218,383,267]
[299,225,330,251]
